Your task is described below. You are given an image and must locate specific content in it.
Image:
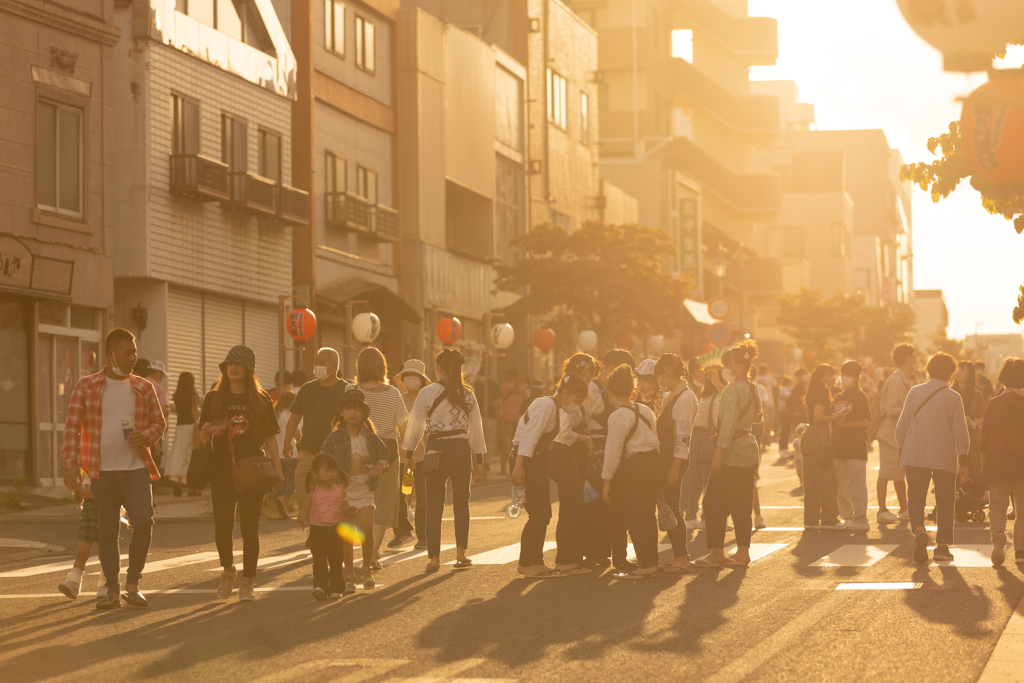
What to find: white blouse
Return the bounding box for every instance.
[665,385,699,460]
[402,382,487,455]
[602,403,660,480]
[512,397,559,458]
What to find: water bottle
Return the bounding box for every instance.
[401,469,414,496]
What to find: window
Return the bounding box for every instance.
[546,69,567,130]
[580,91,590,144]
[325,0,345,55]
[672,29,693,63]
[258,129,281,183]
[171,94,200,155]
[221,114,248,173]
[831,222,847,257]
[326,152,346,193]
[550,209,570,231]
[355,15,375,72]
[37,101,82,216]
[356,165,377,203]
[765,227,804,259]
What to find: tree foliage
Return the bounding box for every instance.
[776,289,916,366]
[493,221,696,344]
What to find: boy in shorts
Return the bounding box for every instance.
[58,474,109,600]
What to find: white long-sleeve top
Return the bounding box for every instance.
[602,403,660,480]
[512,397,560,457]
[402,382,486,455]
[586,381,607,435]
[694,394,719,430]
[665,384,699,460]
[896,378,969,474]
[553,406,585,446]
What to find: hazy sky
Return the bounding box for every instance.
[746,0,1024,340]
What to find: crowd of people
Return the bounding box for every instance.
[55,326,1024,607]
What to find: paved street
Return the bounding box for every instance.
[3,445,1022,683]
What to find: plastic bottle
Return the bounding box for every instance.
[402,469,414,496]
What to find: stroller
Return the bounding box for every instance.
[955,474,987,523]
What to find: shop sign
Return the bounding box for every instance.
[0,237,32,289]
[0,236,75,296]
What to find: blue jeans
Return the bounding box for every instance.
[279,457,298,501]
[91,469,154,592]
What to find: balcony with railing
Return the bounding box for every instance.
[224,171,277,218]
[669,58,779,133]
[169,154,230,201]
[277,185,310,225]
[325,192,397,242]
[671,0,778,65]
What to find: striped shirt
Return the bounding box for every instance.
[357,383,409,441]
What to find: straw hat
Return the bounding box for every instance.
[393,359,431,392]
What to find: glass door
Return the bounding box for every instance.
[0,297,29,481]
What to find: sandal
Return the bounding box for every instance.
[425,564,440,573]
[663,565,691,574]
[362,575,376,589]
[343,582,356,596]
[559,565,592,575]
[521,569,566,578]
[453,559,473,569]
[369,561,383,571]
[692,558,726,568]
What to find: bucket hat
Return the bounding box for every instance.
[340,386,371,414]
[392,359,431,391]
[219,345,257,376]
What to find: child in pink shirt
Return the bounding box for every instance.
[298,454,351,599]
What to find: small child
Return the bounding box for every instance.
[298,454,351,600]
[58,474,108,600]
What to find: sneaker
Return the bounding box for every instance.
[329,592,342,599]
[387,535,413,549]
[58,578,82,600]
[993,533,1007,566]
[312,587,327,601]
[414,540,427,550]
[898,509,910,521]
[95,593,121,610]
[933,546,954,562]
[877,510,898,523]
[820,522,848,531]
[238,584,255,602]
[754,516,767,529]
[96,585,108,599]
[685,518,705,531]
[847,521,870,531]
[914,530,930,563]
[217,568,237,599]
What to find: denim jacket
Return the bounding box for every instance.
[320,424,389,490]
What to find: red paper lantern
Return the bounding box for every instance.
[615,332,634,350]
[960,75,1024,185]
[286,308,317,342]
[436,316,462,345]
[802,350,815,366]
[534,327,556,353]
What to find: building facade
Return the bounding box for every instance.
[111,0,304,415]
[0,0,120,483]
[913,289,948,352]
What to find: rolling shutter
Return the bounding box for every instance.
[244,302,281,389]
[203,294,244,391]
[166,286,204,454]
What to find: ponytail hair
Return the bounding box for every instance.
[723,340,759,378]
[435,348,470,414]
[554,374,589,400]
[606,364,636,399]
[654,353,686,380]
[306,453,347,494]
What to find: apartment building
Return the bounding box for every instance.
[912,289,947,352]
[290,0,413,375]
[0,0,120,483]
[110,0,304,403]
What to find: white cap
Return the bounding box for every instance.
[636,359,657,376]
[147,360,167,377]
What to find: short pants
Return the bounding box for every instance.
[878,442,905,482]
[78,498,99,543]
[347,474,375,509]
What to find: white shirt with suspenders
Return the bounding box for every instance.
[602,403,660,480]
[512,397,561,458]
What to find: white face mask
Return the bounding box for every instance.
[563,400,581,414]
[313,365,330,381]
[404,376,422,391]
[109,354,130,377]
[841,377,854,388]
[658,379,669,392]
[722,368,735,384]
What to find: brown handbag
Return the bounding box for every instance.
[231,451,279,495]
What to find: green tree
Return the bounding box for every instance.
[900,121,1024,321]
[493,221,695,346]
[776,289,916,366]
[929,329,975,360]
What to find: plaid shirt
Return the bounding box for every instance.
[62,368,167,481]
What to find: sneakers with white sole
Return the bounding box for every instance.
[993,532,1007,566]
[312,587,327,601]
[217,568,237,599]
[819,522,848,531]
[754,516,767,529]
[684,518,705,531]
[238,584,255,602]
[58,578,81,600]
[897,509,910,521]
[846,521,870,531]
[914,530,930,563]
[876,510,898,523]
[96,585,108,599]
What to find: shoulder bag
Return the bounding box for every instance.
[186,444,213,490]
[232,449,279,495]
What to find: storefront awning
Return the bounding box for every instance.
[317,277,421,323]
[683,299,717,327]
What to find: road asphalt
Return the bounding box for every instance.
[2,443,1023,683]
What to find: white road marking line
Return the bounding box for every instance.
[836,582,922,590]
[0,539,49,548]
[694,543,788,564]
[810,545,899,567]
[0,554,128,578]
[0,585,384,599]
[931,545,994,567]
[383,545,455,566]
[206,550,308,571]
[453,542,557,565]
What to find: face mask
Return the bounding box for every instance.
[841,377,853,388]
[563,400,581,413]
[722,368,735,384]
[404,376,422,391]
[313,365,330,381]
[109,354,129,377]
[658,380,669,392]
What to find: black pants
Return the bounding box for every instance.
[663,456,689,558]
[802,425,839,527]
[584,443,612,564]
[412,461,426,542]
[211,466,263,578]
[425,441,472,558]
[551,442,586,566]
[610,451,667,568]
[309,525,345,593]
[396,464,415,538]
[907,466,955,545]
[519,453,552,566]
[703,464,758,549]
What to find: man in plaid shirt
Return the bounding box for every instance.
[63,328,166,609]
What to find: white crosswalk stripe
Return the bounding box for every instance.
[0,554,128,579]
[694,543,788,565]
[810,545,899,567]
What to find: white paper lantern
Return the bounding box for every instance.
[490,323,515,350]
[647,335,665,356]
[789,347,803,363]
[578,330,598,353]
[352,312,380,343]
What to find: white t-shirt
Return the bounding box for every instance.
[276,409,301,459]
[100,377,144,471]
